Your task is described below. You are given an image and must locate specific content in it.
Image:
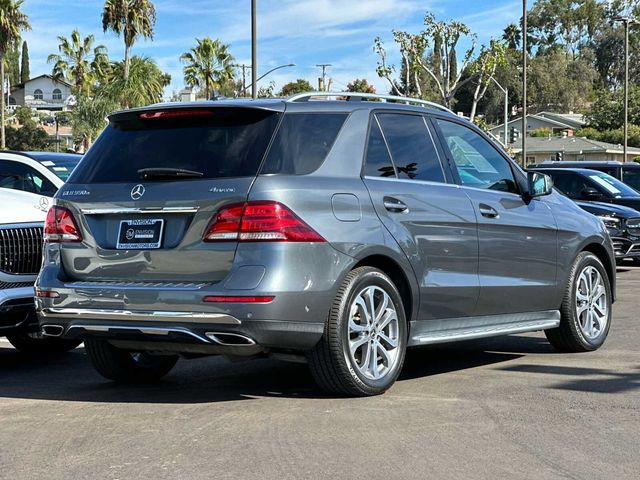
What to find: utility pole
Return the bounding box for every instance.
[316,64,331,91]
[522,0,528,168]
[614,16,639,162]
[251,0,257,99]
[490,77,509,148]
[233,64,251,97]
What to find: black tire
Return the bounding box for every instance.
[84,338,178,383]
[308,266,408,396]
[545,252,612,352]
[6,333,82,354]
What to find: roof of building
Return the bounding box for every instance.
[10,74,73,91]
[490,112,588,133]
[510,135,640,155]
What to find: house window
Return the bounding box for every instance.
[8,96,16,105]
[33,89,43,101]
[52,89,62,101]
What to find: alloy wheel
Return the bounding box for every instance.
[575,265,609,341]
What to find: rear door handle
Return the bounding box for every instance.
[383,196,408,213]
[479,204,499,219]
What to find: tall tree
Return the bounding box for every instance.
[100,55,169,108]
[180,37,235,100]
[278,79,313,96]
[375,13,477,108]
[346,78,376,94]
[4,44,19,86]
[0,0,29,149]
[72,94,118,151]
[19,39,27,82]
[47,30,109,97]
[468,40,508,121]
[102,0,156,81]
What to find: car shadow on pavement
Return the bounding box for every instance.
[0,334,557,403]
[498,364,640,394]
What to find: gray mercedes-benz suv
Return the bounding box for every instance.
[35,93,615,396]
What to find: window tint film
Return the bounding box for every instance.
[622,169,640,192]
[436,119,518,194]
[261,113,347,175]
[547,172,589,198]
[68,108,280,184]
[0,161,57,195]
[364,118,395,178]
[376,113,445,182]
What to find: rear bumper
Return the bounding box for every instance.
[0,285,38,334]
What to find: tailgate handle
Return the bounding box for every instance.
[383,197,408,213]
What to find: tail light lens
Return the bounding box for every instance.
[44,206,83,243]
[203,201,325,243]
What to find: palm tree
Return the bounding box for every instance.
[100,55,169,108]
[47,30,110,97]
[180,38,235,100]
[0,0,29,149]
[102,0,156,81]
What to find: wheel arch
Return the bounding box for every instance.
[581,242,616,302]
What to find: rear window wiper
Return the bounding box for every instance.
[137,168,204,180]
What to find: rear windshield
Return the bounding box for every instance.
[68,108,280,183]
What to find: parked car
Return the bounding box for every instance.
[0,151,82,197]
[533,160,640,191]
[530,167,640,211]
[36,93,615,396]
[1,188,81,353]
[572,200,640,263]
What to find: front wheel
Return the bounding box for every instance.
[545,252,612,352]
[84,338,178,383]
[308,267,407,396]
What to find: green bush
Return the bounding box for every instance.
[530,128,553,137]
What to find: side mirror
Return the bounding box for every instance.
[581,187,602,200]
[527,171,553,198]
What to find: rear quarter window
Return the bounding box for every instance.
[260,113,348,175]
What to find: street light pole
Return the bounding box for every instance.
[490,76,509,147]
[522,0,528,167]
[243,63,296,96]
[251,0,257,99]
[614,16,639,162]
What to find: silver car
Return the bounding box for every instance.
[35,93,615,396]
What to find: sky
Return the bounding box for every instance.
[21,0,523,98]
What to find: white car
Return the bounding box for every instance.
[0,151,82,197]
[0,187,80,353]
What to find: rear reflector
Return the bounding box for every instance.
[35,289,60,298]
[44,206,82,243]
[203,201,325,243]
[203,295,275,303]
[139,109,214,120]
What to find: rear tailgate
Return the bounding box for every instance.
[56,105,282,283]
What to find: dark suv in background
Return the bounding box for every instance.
[533,160,640,191]
[36,93,615,396]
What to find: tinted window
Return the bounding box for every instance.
[0,161,57,195]
[377,113,445,182]
[69,108,280,183]
[363,118,395,178]
[437,120,518,194]
[36,155,81,181]
[586,171,639,197]
[261,113,347,175]
[547,172,589,198]
[623,169,640,192]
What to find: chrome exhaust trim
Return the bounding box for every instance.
[205,332,256,346]
[41,324,64,337]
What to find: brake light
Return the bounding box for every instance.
[139,109,214,120]
[44,206,82,243]
[203,201,325,242]
[203,295,274,303]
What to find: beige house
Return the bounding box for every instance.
[510,136,640,165]
[10,74,75,112]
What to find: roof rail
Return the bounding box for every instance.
[286,91,455,114]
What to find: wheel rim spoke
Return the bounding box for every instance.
[575,265,608,341]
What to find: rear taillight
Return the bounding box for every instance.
[203,201,325,243]
[44,206,82,243]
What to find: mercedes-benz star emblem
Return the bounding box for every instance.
[38,197,49,212]
[131,184,145,200]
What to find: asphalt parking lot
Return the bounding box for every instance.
[1,267,638,480]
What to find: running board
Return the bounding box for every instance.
[408,310,560,346]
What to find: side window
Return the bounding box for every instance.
[0,160,56,195]
[363,118,395,178]
[261,113,347,175]
[436,119,518,194]
[376,113,445,183]
[548,172,588,198]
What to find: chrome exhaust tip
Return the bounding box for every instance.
[205,332,256,346]
[41,325,64,337]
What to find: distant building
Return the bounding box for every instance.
[510,136,640,165]
[489,112,588,145]
[10,74,75,112]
